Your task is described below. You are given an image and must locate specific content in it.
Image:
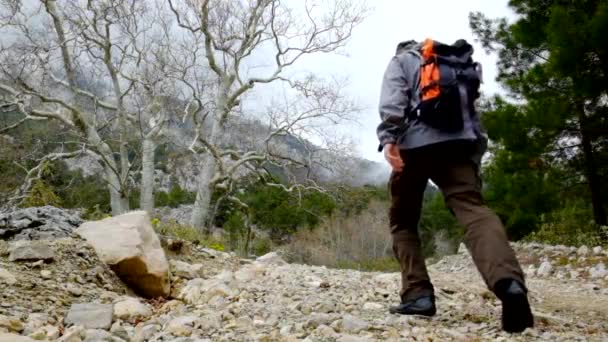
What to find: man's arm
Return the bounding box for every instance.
[376,55,411,152]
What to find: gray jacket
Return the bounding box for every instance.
[376,41,488,165]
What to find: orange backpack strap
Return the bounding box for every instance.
[419,39,440,101]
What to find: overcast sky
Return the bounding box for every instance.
[291,0,515,163]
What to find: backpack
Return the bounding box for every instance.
[407,38,482,132]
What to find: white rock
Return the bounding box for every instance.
[113,297,153,323]
[577,245,590,256]
[234,265,266,282]
[589,263,607,279]
[279,325,293,336]
[255,252,286,265]
[0,333,36,342]
[57,325,85,342]
[40,270,52,279]
[76,211,170,298]
[337,335,374,342]
[307,313,335,327]
[8,240,54,262]
[65,303,113,330]
[342,314,369,333]
[536,261,553,277]
[362,302,384,311]
[592,246,603,255]
[170,260,203,279]
[0,268,16,285]
[179,276,238,305]
[458,243,468,254]
[165,316,198,336]
[132,324,160,342]
[82,329,122,342]
[315,324,338,338]
[29,325,60,340]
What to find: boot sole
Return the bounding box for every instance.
[502,292,534,333]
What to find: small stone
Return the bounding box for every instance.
[279,325,292,336]
[170,260,203,279]
[577,245,590,256]
[592,246,603,255]
[307,313,334,327]
[165,316,198,336]
[65,303,113,330]
[132,324,159,342]
[337,335,373,342]
[341,314,369,333]
[315,324,337,338]
[40,270,52,279]
[67,284,83,297]
[110,321,130,341]
[589,263,607,279]
[82,329,120,342]
[8,241,54,262]
[113,298,152,323]
[0,269,16,285]
[39,325,60,340]
[362,302,383,311]
[57,325,84,342]
[458,243,467,254]
[536,261,553,277]
[0,315,24,333]
[0,333,36,342]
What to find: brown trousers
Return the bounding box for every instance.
[389,141,525,301]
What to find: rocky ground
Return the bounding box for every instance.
[0,212,606,341]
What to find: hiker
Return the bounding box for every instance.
[376,38,534,333]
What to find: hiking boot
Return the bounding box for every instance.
[495,279,534,333]
[389,295,436,316]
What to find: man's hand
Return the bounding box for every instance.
[384,143,404,172]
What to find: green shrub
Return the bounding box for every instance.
[155,184,196,208]
[153,219,205,242]
[526,201,608,247]
[22,179,62,208]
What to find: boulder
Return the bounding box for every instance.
[76,211,170,298]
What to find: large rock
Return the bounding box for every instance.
[76,211,170,298]
[0,206,82,240]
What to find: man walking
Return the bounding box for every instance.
[377,39,534,333]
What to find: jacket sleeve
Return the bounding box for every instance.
[376,56,411,152]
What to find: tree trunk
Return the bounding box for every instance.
[190,80,231,231]
[106,166,129,216]
[140,137,156,215]
[190,152,217,230]
[580,125,606,226]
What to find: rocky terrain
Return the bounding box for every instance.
[0,208,606,341]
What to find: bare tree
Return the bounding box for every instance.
[0,0,155,214]
[168,0,368,230]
